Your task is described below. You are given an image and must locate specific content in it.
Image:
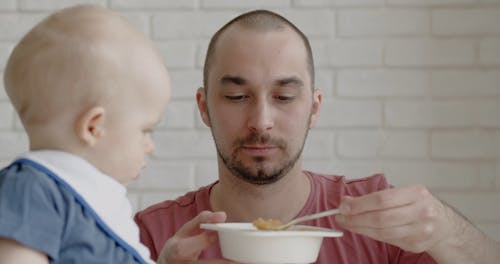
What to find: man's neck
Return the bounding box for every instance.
[210,164,311,223]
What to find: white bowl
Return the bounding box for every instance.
[201,222,342,264]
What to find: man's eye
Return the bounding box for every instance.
[225,95,247,101]
[275,95,295,101]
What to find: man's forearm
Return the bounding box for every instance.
[427,205,500,264]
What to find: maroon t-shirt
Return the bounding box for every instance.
[135,172,437,263]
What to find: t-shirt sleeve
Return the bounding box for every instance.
[0,164,64,260]
[134,213,158,261]
[342,173,392,197]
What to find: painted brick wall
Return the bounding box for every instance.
[0,0,499,241]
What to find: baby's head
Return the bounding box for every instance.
[4,5,171,184]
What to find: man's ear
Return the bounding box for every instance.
[309,89,322,128]
[75,106,106,146]
[196,87,211,127]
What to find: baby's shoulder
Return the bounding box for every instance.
[1,162,59,190]
[0,162,67,210]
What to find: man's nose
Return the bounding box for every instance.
[247,98,274,133]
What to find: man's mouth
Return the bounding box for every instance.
[240,145,277,155]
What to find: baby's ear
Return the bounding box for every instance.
[75,106,106,146]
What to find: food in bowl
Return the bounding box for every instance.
[201,222,342,264]
[252,217,284,230]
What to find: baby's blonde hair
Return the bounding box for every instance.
[4,4,142,130]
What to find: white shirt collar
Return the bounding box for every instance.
[20,150,153,263]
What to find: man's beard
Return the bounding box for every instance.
[215,131,307,185]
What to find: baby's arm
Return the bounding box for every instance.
[0,238,48,264]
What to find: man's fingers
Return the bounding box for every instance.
[157,211,229,263]
[339,185,432,215]
[176,211,227,237]
[336,202,422,228]
[336,185,449,253]
[174,232,219,259]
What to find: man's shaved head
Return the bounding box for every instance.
[203,9,314,90]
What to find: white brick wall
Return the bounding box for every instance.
[111,0,196,10]
[433,8,500,35]
[337,69,429,97]
[0,73,6,100]
[152,11,236,39]
[0,0,16,10]
[0,43,13,71]
[437,192,500,222]
[0,0,499,242]
[386,100,482,128]
[157,41,197,69]
[430,70,500,97]
[18,0,106,11]
[0,102,14,130]
[480,38,500,65]
[294,0,386,6]
[303,130,335,159]
[384,161,494,189]
[279,10,335,37]
[338,9,430,37]
[0,13,46,40]
[128,160,194,190]
[153,130,215,159]
[431,130,495,159]
[161,101,197,129]
[0,132,28,160]
[337,130,428,158]
[318,99,383,127]
[386,39,476,66]
[194,161,219,187]
[328,39,384,66]
[496,163,500,189]
[202,0,290,8]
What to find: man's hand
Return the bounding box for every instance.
[335,185,500,263]
[157,210,233,264]
[335,185,449,253]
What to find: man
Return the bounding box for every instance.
[135,10,500,263]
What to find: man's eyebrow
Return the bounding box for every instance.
[220,75,247,85]
[276,77,304,87]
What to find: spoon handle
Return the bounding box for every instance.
[288,208,340,226]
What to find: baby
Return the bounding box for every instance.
[0,4,170,263]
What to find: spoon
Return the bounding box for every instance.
[252,208,340,230]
